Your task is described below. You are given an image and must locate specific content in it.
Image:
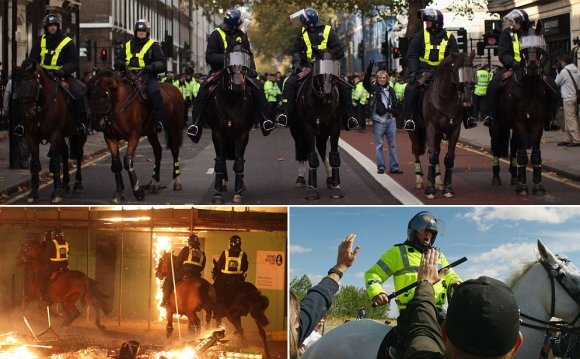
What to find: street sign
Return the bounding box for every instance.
[79,48,88,57]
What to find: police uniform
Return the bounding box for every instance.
[187,9,274,142]
[352,79,369,129]
[114,20,167,132]
[161,241,206,306]
[23,14,87,136]
[472,67,492,121]
[38,230,69,301]
[264,75,282,118]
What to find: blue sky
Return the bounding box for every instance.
[290,207,580,314]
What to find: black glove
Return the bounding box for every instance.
[366,60,374,76]
[52,70,65,78]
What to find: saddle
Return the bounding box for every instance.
[415,72,433,89]
[500,70,514,83]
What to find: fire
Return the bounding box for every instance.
[154,235,173,321]
[0,335,41,359]
[153,346,198,359]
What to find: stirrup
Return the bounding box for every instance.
[155,121,164,133]
[483,116,494,128]
[346,117,359,130]
[14,125,24,137]
[404,119,415,132]
[275,113,288,127]
[464,117,477,129]
[262,119,275,132]
[186,124,199,137]
[77,123,87,135]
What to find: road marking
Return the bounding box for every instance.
[339,139,423,205]
[207,168,214,174]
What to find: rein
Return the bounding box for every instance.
[92,74,141,122]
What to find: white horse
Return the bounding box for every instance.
[510,240,580,359]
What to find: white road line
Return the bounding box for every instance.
[339,138,423,205]
[206,168,214,174]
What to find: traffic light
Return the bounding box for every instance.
[457,28,468,52]
[483,33,499,55]
[164,35,174,58]
[393,47,400,59]
[357,41,364,59]
[101,48,107,62]
[381,41,388,56]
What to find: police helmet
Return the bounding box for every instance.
[53,228,64,241]
[224,9,242,28]
[134,19,150,35]
[503,9,530,31]
[44,230,53,242]
[300,8,319,27]
[43,14,60,32]
[188,234,200,247]
[407,211,439,245]
[417,9,444,31]
[229,235,242,248]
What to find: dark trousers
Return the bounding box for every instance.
[471,94,485,120]
[480,68,507,119]
[402,83,419,121]
[38,261,67,298]
[354,104,366,129]
[143,75,166,126]
[66,78,88,127]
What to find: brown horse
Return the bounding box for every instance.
[86,70,184,203]
[11,59,87,204]
[156,252,215,338]
[212,259,270,358]
[16,241,111,330]
[409,50,476,199]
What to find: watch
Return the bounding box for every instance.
[327,267,343,279]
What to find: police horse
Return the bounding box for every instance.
[409,50,476,199]
[302,240,580,359]
[489,27,550,196]
[291,50,345,200]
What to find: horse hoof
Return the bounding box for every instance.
[134,187,146,201]
[112,193,125,204]
[173,181,183,191]
[295,176,306,188]
[73,183,83,194]
[425,193,436,200]
[26,196,38,204]
[491,177,502,186]
[233,194,243,203]
[326,178,333,189]
[443,190,455,198]
[329,188,344,199]
[305,189,320,201]
[435,183,444,191]
[516,185,528,196]
[62,184,71,193]
[510,177,519,186]
[415,179,424,189]
[51,194,63,204]
[532,184,546,195]
[213,195,224,204]
[148,182,160,194]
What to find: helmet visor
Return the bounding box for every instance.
[419,9,441,22]
[503,10,526,26]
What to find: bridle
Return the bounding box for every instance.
[88,72,141,123]
[13,71,59,121]
[520,257,580,334]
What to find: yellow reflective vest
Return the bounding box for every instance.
[50,239,69,262]
[264,80,282,103]
[302,25,332,63]
[183,247,204,267]
[221,249,245,274]
[420,29,451,67]
[40,35,72,71]
[365,244,461,309]
[352,82,369,106]
[511,31,521,63]
[125,38,155,70]
[394,82,407,102]
[474,69,492,96]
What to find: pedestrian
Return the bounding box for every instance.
[301,317,325,352]
[356,306,366,320]
[365,211,461,357]
[472,64,492,122]
[554,54,580,147]
[290,233,360,359]
[352,75,369,129]
[363,61,402,175]
[403,247,523,359]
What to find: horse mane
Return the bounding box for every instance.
[505,260,537,287]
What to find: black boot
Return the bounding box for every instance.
[255,89,275,136]
[187,85,209,143]
[150,92,167,133]
[483,115,494,128]
[14,125,24,137]
[463,116,477,129]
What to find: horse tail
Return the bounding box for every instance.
[418,129,427,155]
[162,85,184,151]
[87,278,112,315]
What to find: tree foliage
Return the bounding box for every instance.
[290,274,313,302]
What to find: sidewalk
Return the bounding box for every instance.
[0,130,110,198]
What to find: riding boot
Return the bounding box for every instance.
[14,123,24,137]
[187,84,210,143]
[481,69,504,128]
[339,85,359,131]
[150,92,166,133]
[74,99,88,135]
[463,116,477,129]
[402,84,418,131]
[275,76,297,127]
[254,88,275,136]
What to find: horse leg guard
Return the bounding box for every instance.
[307,152,319,188]
[124,155,144,200]
[111,157,125,203]
[48,157,63,203]
[491,156,502,186]
[152,162,160,182]
[329,151,341,187]
[214,157,226,196]
[443,153,455,187]
[427,150,439,187]
[531,149,542,185]
[28,158,41,202]
[516,149,528,184]
[172,161,180,180]
[233,159,245,195]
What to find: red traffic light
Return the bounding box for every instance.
[393,47,400,59]
[101,48,107,62]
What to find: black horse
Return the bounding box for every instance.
[212,259,270,358]
[206,44,256,204]
[291,51,344,200]
[11,59,87,203]
[490,28,549,195]
[409,51,476,199]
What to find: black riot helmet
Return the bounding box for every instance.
[43,14,60,33]
[229,235,242,248]
[406,211,440,250]
[188,234,200,248]
[503,9,530,33]
[417,9,444,31]
[134,19,150,36]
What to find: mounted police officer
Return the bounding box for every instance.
[38,228,69,303]
[114,19,167,133]
[402,9,476,132]
[16,14,88,137]
[365,211,462,358]
[480,9,559,129]
[275,8,359,131]
[161,234,206,307]
[186,9,275,143]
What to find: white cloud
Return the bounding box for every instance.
[463,208,580,232]
[354,271,365,279]
[308,274,324,284]
[290,245,312,254]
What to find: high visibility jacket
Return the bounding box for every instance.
[40,35,72,71]
[474,69,492,96]
[183,247,205,268]
[221,249,245,274]
[420,29,451,67]
[394,82,407,102]
[125,38,155,70]
[50,239,69,262]
[264,80,282,102]
[511,31,521,63]
[365,244,461,309]
[302,25,332,63]
[190,79,200,98]
[352,82,369,106]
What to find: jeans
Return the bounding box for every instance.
[373,118,400,171]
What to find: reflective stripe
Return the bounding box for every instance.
[183,247,204,267]
[126,38,155,70]
[511,32,521,63]
[420,30,450,66]
[375,259,394,277]
[216,28,228,52]
[395,266,419,276]
[366,280,382,287]
[302,25,332,62]
[50,239,69,262]
[40,35,72,70]
[221,249,244,274]
[398,244,410,268]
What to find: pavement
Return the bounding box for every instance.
[1,112,580,200]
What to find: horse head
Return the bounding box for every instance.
[449,50,476,108]
[11,59,43,121]
[224,44,251,93]
[86,69,117,124]
[519,26,547,77]
[155,251,174,279]
[312,50,339,103]
[16,240,41,267]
